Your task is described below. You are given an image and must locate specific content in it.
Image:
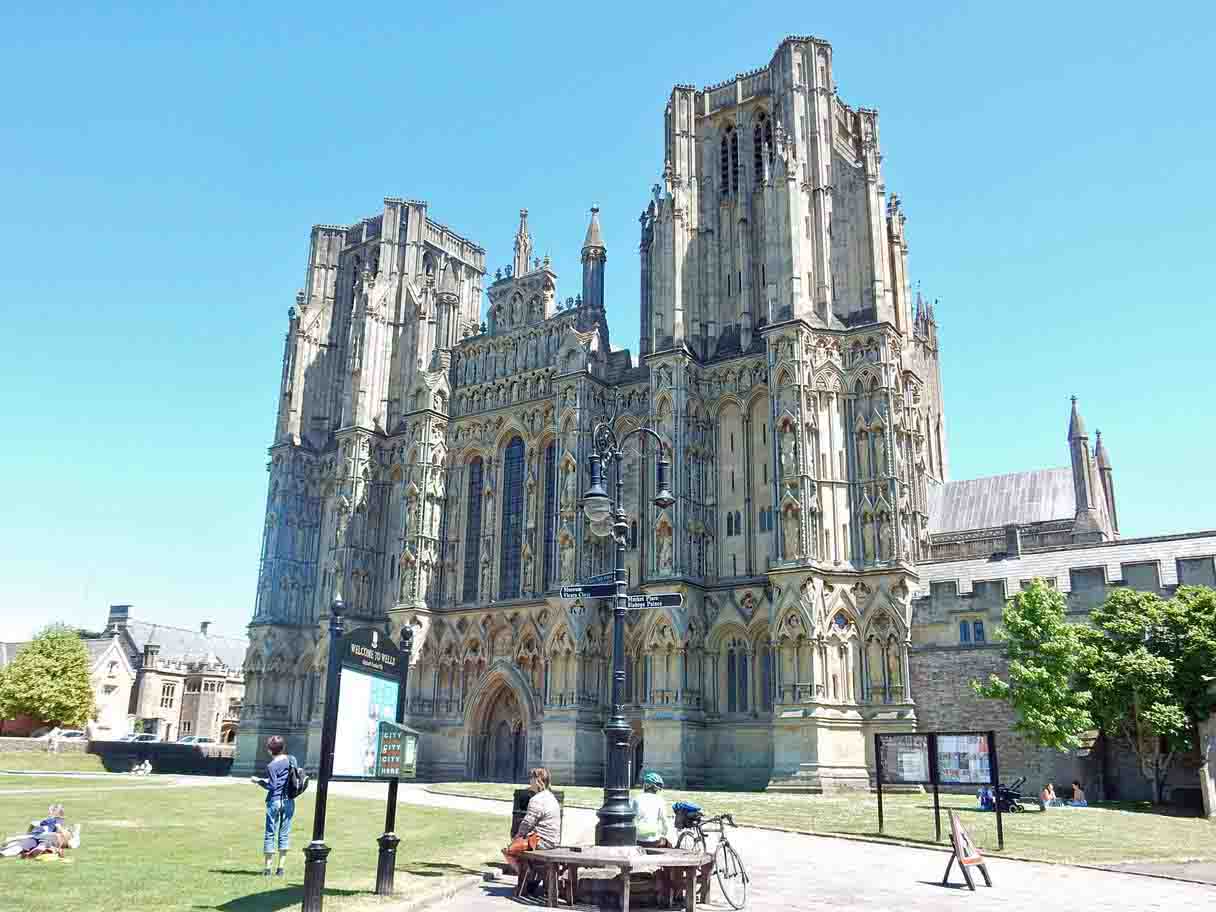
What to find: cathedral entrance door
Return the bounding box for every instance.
[477,683,524,782]
[492,719,515,782]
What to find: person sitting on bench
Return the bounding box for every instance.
[502,767,561,877]
[631,770,673,848]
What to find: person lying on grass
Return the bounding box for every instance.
[1,803,81,858]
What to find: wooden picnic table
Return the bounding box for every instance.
[519,845,713,911]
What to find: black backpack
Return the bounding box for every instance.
[286,755,309,799]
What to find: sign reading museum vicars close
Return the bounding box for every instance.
[332,627,405,780]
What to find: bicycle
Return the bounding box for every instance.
[672,804,748,909]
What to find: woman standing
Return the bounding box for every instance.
[250,735,295,876]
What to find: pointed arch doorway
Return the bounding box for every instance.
[466,673,530,783]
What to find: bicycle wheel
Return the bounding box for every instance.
[714,840,748,909]
[676,829,706,854]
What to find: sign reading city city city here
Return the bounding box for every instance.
[626,592,684,610]
[373,720,419,780]
[332,627,407,781]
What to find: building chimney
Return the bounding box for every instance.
[200,621,211,636]
[107,604,131,634]
[143,642,160,670]
[1004,524,1022,558]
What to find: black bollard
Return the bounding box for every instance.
[375,833,401,894]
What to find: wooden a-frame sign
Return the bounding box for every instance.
[941,810,992,891]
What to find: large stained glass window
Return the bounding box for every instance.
[462,457,483,602]
[499,437,525,599]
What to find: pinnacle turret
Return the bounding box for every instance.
[582,205,606,254]
[1095,430,1111,469]
[1068,395,1087,440]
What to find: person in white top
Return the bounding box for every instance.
[631,770,673,847]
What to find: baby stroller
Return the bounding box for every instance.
[994,776,1027,813]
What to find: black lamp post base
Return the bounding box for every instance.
[301,840,332,912]
[375,833,400,895]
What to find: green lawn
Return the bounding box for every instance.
[0,781,505,912]
[0,774,158,791]
[427,781,1216,866]
[0,748,108,773]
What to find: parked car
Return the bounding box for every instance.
[58,730,87,741]
[177,736,215,745]
[129,733,159,743]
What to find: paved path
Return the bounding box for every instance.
[330,784,1214,911]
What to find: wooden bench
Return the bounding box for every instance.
[519,846,713,910]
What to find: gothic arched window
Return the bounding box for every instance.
[753,114,767,185]
[735,510,743,537]
[726,639,749,713]
[720,129,731,194]
[630,520,639,550]
[542,442,557,590]
[462,457,483,602]
[726,512,734,537]
[730,128,740,193]
[499,437,525,599]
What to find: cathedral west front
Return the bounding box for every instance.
[237,35,1208,798]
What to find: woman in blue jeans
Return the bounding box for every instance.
[250,735,294,877]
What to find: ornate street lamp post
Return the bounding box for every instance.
[582,420,674,846]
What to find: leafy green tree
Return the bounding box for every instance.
[973,579,1096,749]
[0,625,94,729]
[1080,587,1216,803]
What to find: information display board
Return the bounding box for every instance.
[877,733,931,785]
[936,733,992,785]
[332,627,406,781]
[374,721,419,780]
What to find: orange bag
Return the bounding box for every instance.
[506,832,541,856]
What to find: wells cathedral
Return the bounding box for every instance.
[235,36,1216,802]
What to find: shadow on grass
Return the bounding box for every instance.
[208,869,273,877]
[400,860,487,878]
[193,885,366,912]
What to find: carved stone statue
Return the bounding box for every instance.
[782,509,800,560]
[561,467,577,511]
[875,433,887,476]
[880,517,893,559]
[658,533,673,573]
[521,549,533,591]
[559,540,574,582]
[780,429,797,477]
[334,494,351,548]
[863,517,875,561]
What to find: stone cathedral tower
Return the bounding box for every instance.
[236,36,947,791]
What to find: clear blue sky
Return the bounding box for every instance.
[2,2,1213,642]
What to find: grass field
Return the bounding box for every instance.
[0,774,161,791]
[0,748,108,773]
[0,779,504,912]
[428,781,1216,866]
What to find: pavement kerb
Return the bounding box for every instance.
[378,873,489,912]
[420,787,1216,887]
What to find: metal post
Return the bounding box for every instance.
[302,600,344,912]
[376,627,414,895]
[989,730,1004,851]
[874,733,885,835]
[929,733,942,842]
[596,448,636,846]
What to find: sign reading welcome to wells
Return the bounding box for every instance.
[333,627,407,780]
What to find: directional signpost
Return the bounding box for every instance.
[559,586,684,611]
[626,592,684,610]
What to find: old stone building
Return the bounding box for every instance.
[101,605,247,743]
[234,34,1214,800]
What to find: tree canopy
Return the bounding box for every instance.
[975,581,1216,803]
[973,579,1095,750]
[0,624,95,729]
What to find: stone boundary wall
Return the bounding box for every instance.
[0,736,86,754]
[88,740,234,775]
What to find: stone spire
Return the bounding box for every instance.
[1067,397,1107,542]
[512,209,532,277]
[1095,430,1119,536]
[1067,395,1087,440]
[582,205,606,253]
[581,205,607,319]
